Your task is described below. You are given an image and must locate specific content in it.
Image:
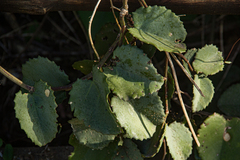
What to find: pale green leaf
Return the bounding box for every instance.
[198,113,240,160]
[192,75,214,112]
[111,96,156,140]
[165,122,192,160]
[69,118,116,149]
[14,80,58,146]
[104,45,164,101]
[128,6,187,53]
[192,45,224,76]
[69,67,121,135]
[112,139,143,160]
[68,134,119,160]
[218,83,240,117]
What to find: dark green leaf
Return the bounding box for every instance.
[68,134,119,160]
[69,118,116,149]
[128,6,187,53]
[14,80,58,146]
[3,144,13,160]
[69,67,121,135]
[112,139,143,160]
[22,56,70,104]
[72,60,98,75]
[218,83,240,117]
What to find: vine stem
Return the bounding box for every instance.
[165,51,200,147]
[170,52,204,97]
[0,66,34,92]
[88,0,101,61]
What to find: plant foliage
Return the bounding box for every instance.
[4,2,237,160]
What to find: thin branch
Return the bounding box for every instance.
[170,52,205,97]
[88,0,101,61]
[165,51,200,147]
[0,66,34,92]
[176,53,194,72]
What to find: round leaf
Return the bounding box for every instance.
[72,60,98,75]
[218,83,240,117]
[192,45,224,76]
[14,80,58,146]
[165,122,192,160]
[192,75,214,112]
[198,113,240,160]
[128,5,187,53]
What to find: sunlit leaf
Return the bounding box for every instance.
[192,75,214,112]
[104,45,164,101]
[69,67,121,135]
[69,118,116,149]
[111,96,157,140]
[14,80,58,146]
[198,113,240,160]
[128,5,187,53]
[165,122,192,160]
[218,83,240,117]
[192,45,224,76]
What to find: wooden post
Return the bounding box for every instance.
[0,0,239,15]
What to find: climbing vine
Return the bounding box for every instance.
[0,1,240,160]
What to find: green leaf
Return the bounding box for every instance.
[218,83,240,117]
[128,5,187,53]
[72,60,98,75]
[69,67,121,135]
[198,113,240,160]
[111,96,157,140]
[104,45,164,101]
[14,80,58,146]
[192,75,214,112]
[112,139,143,160]
[135,124,166,158]
[22,56,70,104]
[69,118,116,150]
[165,122,192,160]
[192,45,224,76]
[95,23,119,57]
[0,138,3,147]
[68,134,119,160]
[3,144,13,160]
